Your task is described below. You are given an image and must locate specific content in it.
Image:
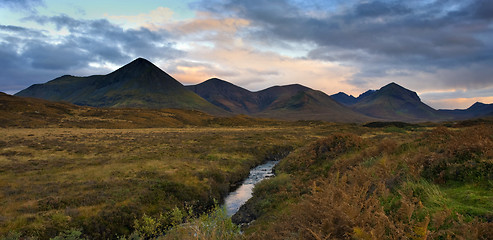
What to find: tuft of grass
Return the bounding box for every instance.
[441,183,493,218]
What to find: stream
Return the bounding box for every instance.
[224,160,279,216]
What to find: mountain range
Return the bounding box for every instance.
[186,78,374,122]
[13,58,493,123]
[329,84,493,122]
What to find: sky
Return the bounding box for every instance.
[1,0,492,109]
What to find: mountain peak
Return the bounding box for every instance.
[203,78,233,85]
[471,102,485,107]
[264,84,310,92]
[119,57,156,70]
[330,92,357,106]
[186,78,257,114]
[378,82,420,102]
[207,77,223,81]
[133,57,152,64]
[352,82,438,121]
[467,102,487,111]
[357,90,376,99]
[192,78,250,91]
[381,82,402,90]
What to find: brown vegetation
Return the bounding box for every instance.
[1,95,491,239]
[0,124,337,239]
[245,124,493,239]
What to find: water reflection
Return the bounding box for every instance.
[224,160,278,216]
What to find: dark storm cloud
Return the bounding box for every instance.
[25,15,181,64]
[0,24,47,39]
[457,0,493,20]
[198,0,493,90]
[354,1,411,17]
[0,15,183,93]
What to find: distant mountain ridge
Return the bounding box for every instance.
[331,83,492,122]
[328,92,358,106]
[330,90,377,106]
[187,79,375,122]
[438,102,493,120]
[14,58,493,123]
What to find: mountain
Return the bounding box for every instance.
[15,58,227,115]
[357,90,376,100]
[254,86,375,122]
[188,81,375,122]
[15,57,491,123]
[330,92,357,106]
[466,102,493,117]
[331,90,377,106]
[351,82,441,122]
[438,102,493,120]
[186,78,260,114]
[256,84,311,110]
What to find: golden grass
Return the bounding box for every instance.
[0,125,337,239]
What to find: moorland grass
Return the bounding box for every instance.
[1,121,492,239]
[244,123,493,239]
[0,125,337,239]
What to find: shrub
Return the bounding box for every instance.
[0,232,21,240]
[50,229,85,240]
[421,126,493,184]
[163,206,241,240]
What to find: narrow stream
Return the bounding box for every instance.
[224,160,279,216]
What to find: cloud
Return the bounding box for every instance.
[165,60,239,84]
[107,7,174,29]
[354,1,411,17]
[0,15,183,93]
[0,0,43,12]
[2,0,491,109]
[196,0,493,94]
[424,96,493,110]
[165,43,356,94]
[0,24,45,37]
[171,11,249,35]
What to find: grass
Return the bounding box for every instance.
[1,103,492,239]
[441,183,493,218]
[242,123,493,239]
[0,125,338,239]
